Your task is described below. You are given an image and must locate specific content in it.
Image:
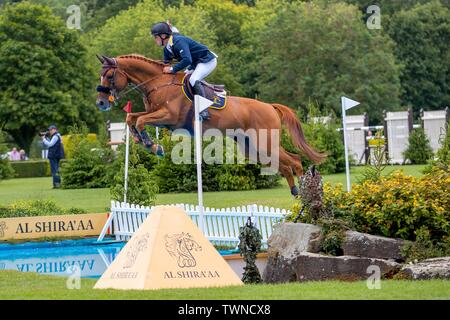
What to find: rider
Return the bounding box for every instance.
[150,21,218,120]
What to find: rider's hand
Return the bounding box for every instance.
[163,66,173,74]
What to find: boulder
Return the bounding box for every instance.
[342,231,406,261]
[400,257,450,280]
[294,252,402,281]
[263,223,323,283]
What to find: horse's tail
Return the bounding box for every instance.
[271,103,327,164]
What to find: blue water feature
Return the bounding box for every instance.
[0,238,239,279]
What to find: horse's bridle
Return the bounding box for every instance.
[96,60,182,106]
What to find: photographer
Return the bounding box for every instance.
[40,125,64,188]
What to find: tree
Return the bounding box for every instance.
[0,2,101,153]
[0,131,15,181]
[403,128,434,164]
[387,1,450,116]
[248,1,402,124]
[0,0,142,32]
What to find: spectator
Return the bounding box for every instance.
[41,125,65,188]
[19,149,28,161]
[9,147,21,161]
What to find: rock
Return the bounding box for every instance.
[342,231,406,261]
[262,223,323,283]
[267,223,323,257]
[400,257,450,280]
[295,252,402,281]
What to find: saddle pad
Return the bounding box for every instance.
[182,74,227,110]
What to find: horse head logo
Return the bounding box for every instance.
[123,233,150,269]
[165,233,202,268]
[0,222,7,238]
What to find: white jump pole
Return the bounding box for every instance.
[124,123,130,203]
[341,96,360,192]
[194,95,214,233]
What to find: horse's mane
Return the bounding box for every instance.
[117,54,166,67]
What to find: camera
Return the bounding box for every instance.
[39,131,49,137]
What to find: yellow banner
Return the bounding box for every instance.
[0,213,108,241]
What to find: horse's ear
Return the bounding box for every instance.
[96,54,105,64]
[102,55,116,66]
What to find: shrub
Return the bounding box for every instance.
[424,123,449,173]
[0,200,86,218]
[402,226,450,263]
[60,134,114,189]
[148,131,281,193]
[9,160,50,178]
[0,131,14,181]
[61,133,98,159]
[110,140,158,206]
[358,131,388,184]
[323,167,450,243]
[403,128,433,164]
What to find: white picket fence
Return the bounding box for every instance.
[97,201,288,248]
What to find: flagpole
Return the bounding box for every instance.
[124,123,130,203]
[341,97,360,192]
[123,101,132,204]
[194,95,204,233]
[341,97,351,192]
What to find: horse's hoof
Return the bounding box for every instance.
[155,145,165,158]
[143,143,153,153]
[291,186,299,197]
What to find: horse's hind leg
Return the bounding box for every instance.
[286,151,304,186]
[279,147,299,196]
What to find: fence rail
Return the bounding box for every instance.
[98,201,289,248]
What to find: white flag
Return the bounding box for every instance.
[342,96,360,110]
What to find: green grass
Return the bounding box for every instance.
[0,165,426,213]
[0,271,448,300]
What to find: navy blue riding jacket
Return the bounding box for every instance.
[164,34,216,73]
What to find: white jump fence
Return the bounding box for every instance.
[98,201,289,248]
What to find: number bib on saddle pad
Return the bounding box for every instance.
[182,74,227,110]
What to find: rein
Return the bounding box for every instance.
[97,62,183,105]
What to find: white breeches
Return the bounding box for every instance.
[188,58,217,86]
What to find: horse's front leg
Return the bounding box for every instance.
[135,108,175,157]
[126,112,149,143]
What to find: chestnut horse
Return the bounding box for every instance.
[95,54,326,196]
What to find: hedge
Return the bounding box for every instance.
[10,160,50,178]
[9,160,69,178]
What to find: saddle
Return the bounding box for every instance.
[182,74,227,110]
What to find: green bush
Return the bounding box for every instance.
[402,226,450,263]
[424,123,449,173]
[0,199,86,218]
[0,131,14,181]
[323,166,450,244]
[110,141,158,206]
[146,131,281,193]
[60,134,114,189]
[9,160,50,178]
[403,128,434,164]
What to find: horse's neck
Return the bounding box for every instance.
[119,59,162,84]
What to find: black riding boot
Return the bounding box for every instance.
[193,80,210,121]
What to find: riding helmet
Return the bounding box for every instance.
[151,22,172,36]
